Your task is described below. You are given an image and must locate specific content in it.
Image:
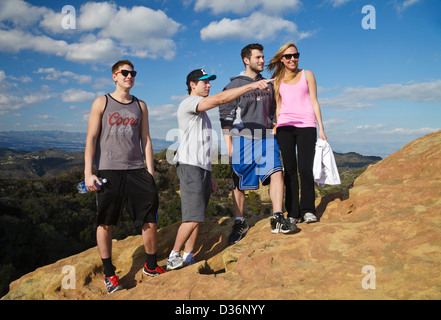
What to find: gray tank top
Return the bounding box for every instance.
[94,94,145,170]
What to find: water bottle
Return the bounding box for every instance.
[77,178,107,194]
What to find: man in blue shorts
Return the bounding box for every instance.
[219,44,299,243]
[84,60,165,294]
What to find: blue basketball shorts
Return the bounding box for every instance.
[231,135,283,190]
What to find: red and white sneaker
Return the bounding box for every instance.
[142,263,167,277]
[104,275,123,294]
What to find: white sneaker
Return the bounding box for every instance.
[166,254,186,271]
[303,212,317,224]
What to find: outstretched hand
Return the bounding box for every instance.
[252,78,275,91]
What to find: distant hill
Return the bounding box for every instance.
[333,152,381,171]
[0,130,172,153]
[0,146,381,179]
[0,147,84,179]
[0,131,87,153]
[0,130,382,179]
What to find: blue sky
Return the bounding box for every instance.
[0,0,440,157]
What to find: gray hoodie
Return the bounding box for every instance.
[218,72,276,139]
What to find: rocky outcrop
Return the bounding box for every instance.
[3,131,441,300]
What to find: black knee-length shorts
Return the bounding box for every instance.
[96,169,159,227]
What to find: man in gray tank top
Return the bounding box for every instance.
[84,60,163,294]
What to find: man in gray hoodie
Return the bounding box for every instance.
[219,44,299,244]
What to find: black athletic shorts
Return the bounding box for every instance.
[96,169,159,227]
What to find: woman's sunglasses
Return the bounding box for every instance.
[115,70,137,77]
[282,53,300,60]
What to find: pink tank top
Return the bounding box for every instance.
[277,70,316,128]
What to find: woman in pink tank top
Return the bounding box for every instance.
[267,42,327,224]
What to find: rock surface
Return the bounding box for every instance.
[3,131,441,300]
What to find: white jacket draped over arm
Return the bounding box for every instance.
[313,139,341,187]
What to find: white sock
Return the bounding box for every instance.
[235,217,245,221]
[169,250,180,258]
[183,252,193,262]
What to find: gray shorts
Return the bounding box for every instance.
[177,163,212,222]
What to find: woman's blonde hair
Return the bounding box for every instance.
[267,42,299,102]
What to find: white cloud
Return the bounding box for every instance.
[0,92,24,114]
[39,11,65,34]
[201,12,311,41]
[23,93,53,104]
[356,124,386,130]
[65,36,123,64]
[101,6,180,41]
[37,114,57,120]
[61,88,101,103]
[320,95,377,110]
[0,29,68,56]
[326,0,352,7]
[78,2,117,31]
[0,91,52,113]
[0,1,182,63]
[97,5,181,60]
[0,0,50,27]
[148,104,177,121]
[395,0,420,12]
[35,68,92,84]
[324,118,348,128]
[379,127,440,135]
[342,80,441,103]
[0,68,53,113]
[321,80,441,109]
[194,0,302,15]
[10,75,32,83]
[171,95,189,102]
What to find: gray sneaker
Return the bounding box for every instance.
[303,212,317,224]
[166,255,186,271]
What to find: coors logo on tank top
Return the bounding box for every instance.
[108,109,139,135]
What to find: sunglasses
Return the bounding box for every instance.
[282,53,300,60]
[115,69,137,77]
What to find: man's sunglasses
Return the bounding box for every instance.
[115,70,137,77]
[282,53,300,60]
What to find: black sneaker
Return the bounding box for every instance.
[270,212,284,234]
[271,213,300,234]
[104,275,123,294]
[270,216,280,234]
[282,217,301,234]
[228,219,249,244]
